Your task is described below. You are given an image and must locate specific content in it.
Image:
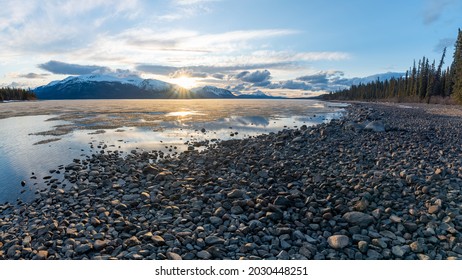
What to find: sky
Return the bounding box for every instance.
[0,0,461,97]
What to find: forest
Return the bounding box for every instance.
[324,29,462,104]
[0,87,37,102]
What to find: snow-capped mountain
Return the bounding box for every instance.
[190,86,236,98]
[235,90,271,98]
[33,74,280,99]
[46,74,170,90]
[348,72,405,85]
[34,74,185,99]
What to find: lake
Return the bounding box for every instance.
[0,99,347,203]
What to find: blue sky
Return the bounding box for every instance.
[0,0,461,96]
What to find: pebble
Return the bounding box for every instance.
[358,241,368,253]
[392,246,405,257]
[35,250,48,260]
[197,250,212,259]
[75,244,92,254]
[428,205,440,214]
[328,235,350,249]
[227,189,245,198]
[342,212,374,227]
[124,236,141,248]
[151,235,166,246]
[389,215,402,223]
[205,236,225,245]
[94,240,108,251]
[1,103,461,260]
[166,252,182,260]
[410,241,425,253]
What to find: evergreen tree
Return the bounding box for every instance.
[452,29,462,103]
[323,29,461,103]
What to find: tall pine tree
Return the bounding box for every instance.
[453,29,462,103]
[324,29,462,103]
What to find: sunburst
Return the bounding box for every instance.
[171,76,197,89]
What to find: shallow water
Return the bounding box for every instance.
[0,99,347,203]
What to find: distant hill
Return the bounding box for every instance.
[190,85,236,98]
[234,90,276,99]
[0,87,37,101]
[347,72,405,85]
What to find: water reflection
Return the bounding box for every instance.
[222,116,270,127]
[166,111,204,117]
[0,99,346,203]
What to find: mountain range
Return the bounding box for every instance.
[33,74,271,99]
[32,72,405,99]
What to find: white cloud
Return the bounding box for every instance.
[173,0,219,5]
[423,0,457,25]
[0,0,143,55]
[63,28,305,69]
[158,0,218,22]
[0,0,352,95]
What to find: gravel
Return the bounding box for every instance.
[1,102,462,259]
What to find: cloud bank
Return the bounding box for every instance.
[38,60,110,75]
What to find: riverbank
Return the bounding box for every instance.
[1,102,462,260]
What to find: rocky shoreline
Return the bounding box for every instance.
[1,103,462,260]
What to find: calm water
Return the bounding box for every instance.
[0,99,347,203]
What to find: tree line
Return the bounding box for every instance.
[324,29,462,104]
[0,87,37,102]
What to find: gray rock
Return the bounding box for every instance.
[364,120,385,132]
[371,208,382,219]
[292,137,304,143]
[343,211,374,227]
[249,220,263,230]
[197,250,212,259]
[230,205,244,214]
[403,222,418,233]
[227,189,245,198]
[266,211,283,221]
[209,216,223,225]
[452,244,462,255]
[366,249,382,260]
[205,236,225,245]
[276,250,290,260]
[142,164,159,175]
[280,240,292,250]
[75,244,92,254]
[273,196,291,207]
[372,238,387,249]
[392,246,405,257]
[327,235,350,249]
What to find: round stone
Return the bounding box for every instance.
[327,235,350,249]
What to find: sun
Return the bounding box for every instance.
[170,76,197,89]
